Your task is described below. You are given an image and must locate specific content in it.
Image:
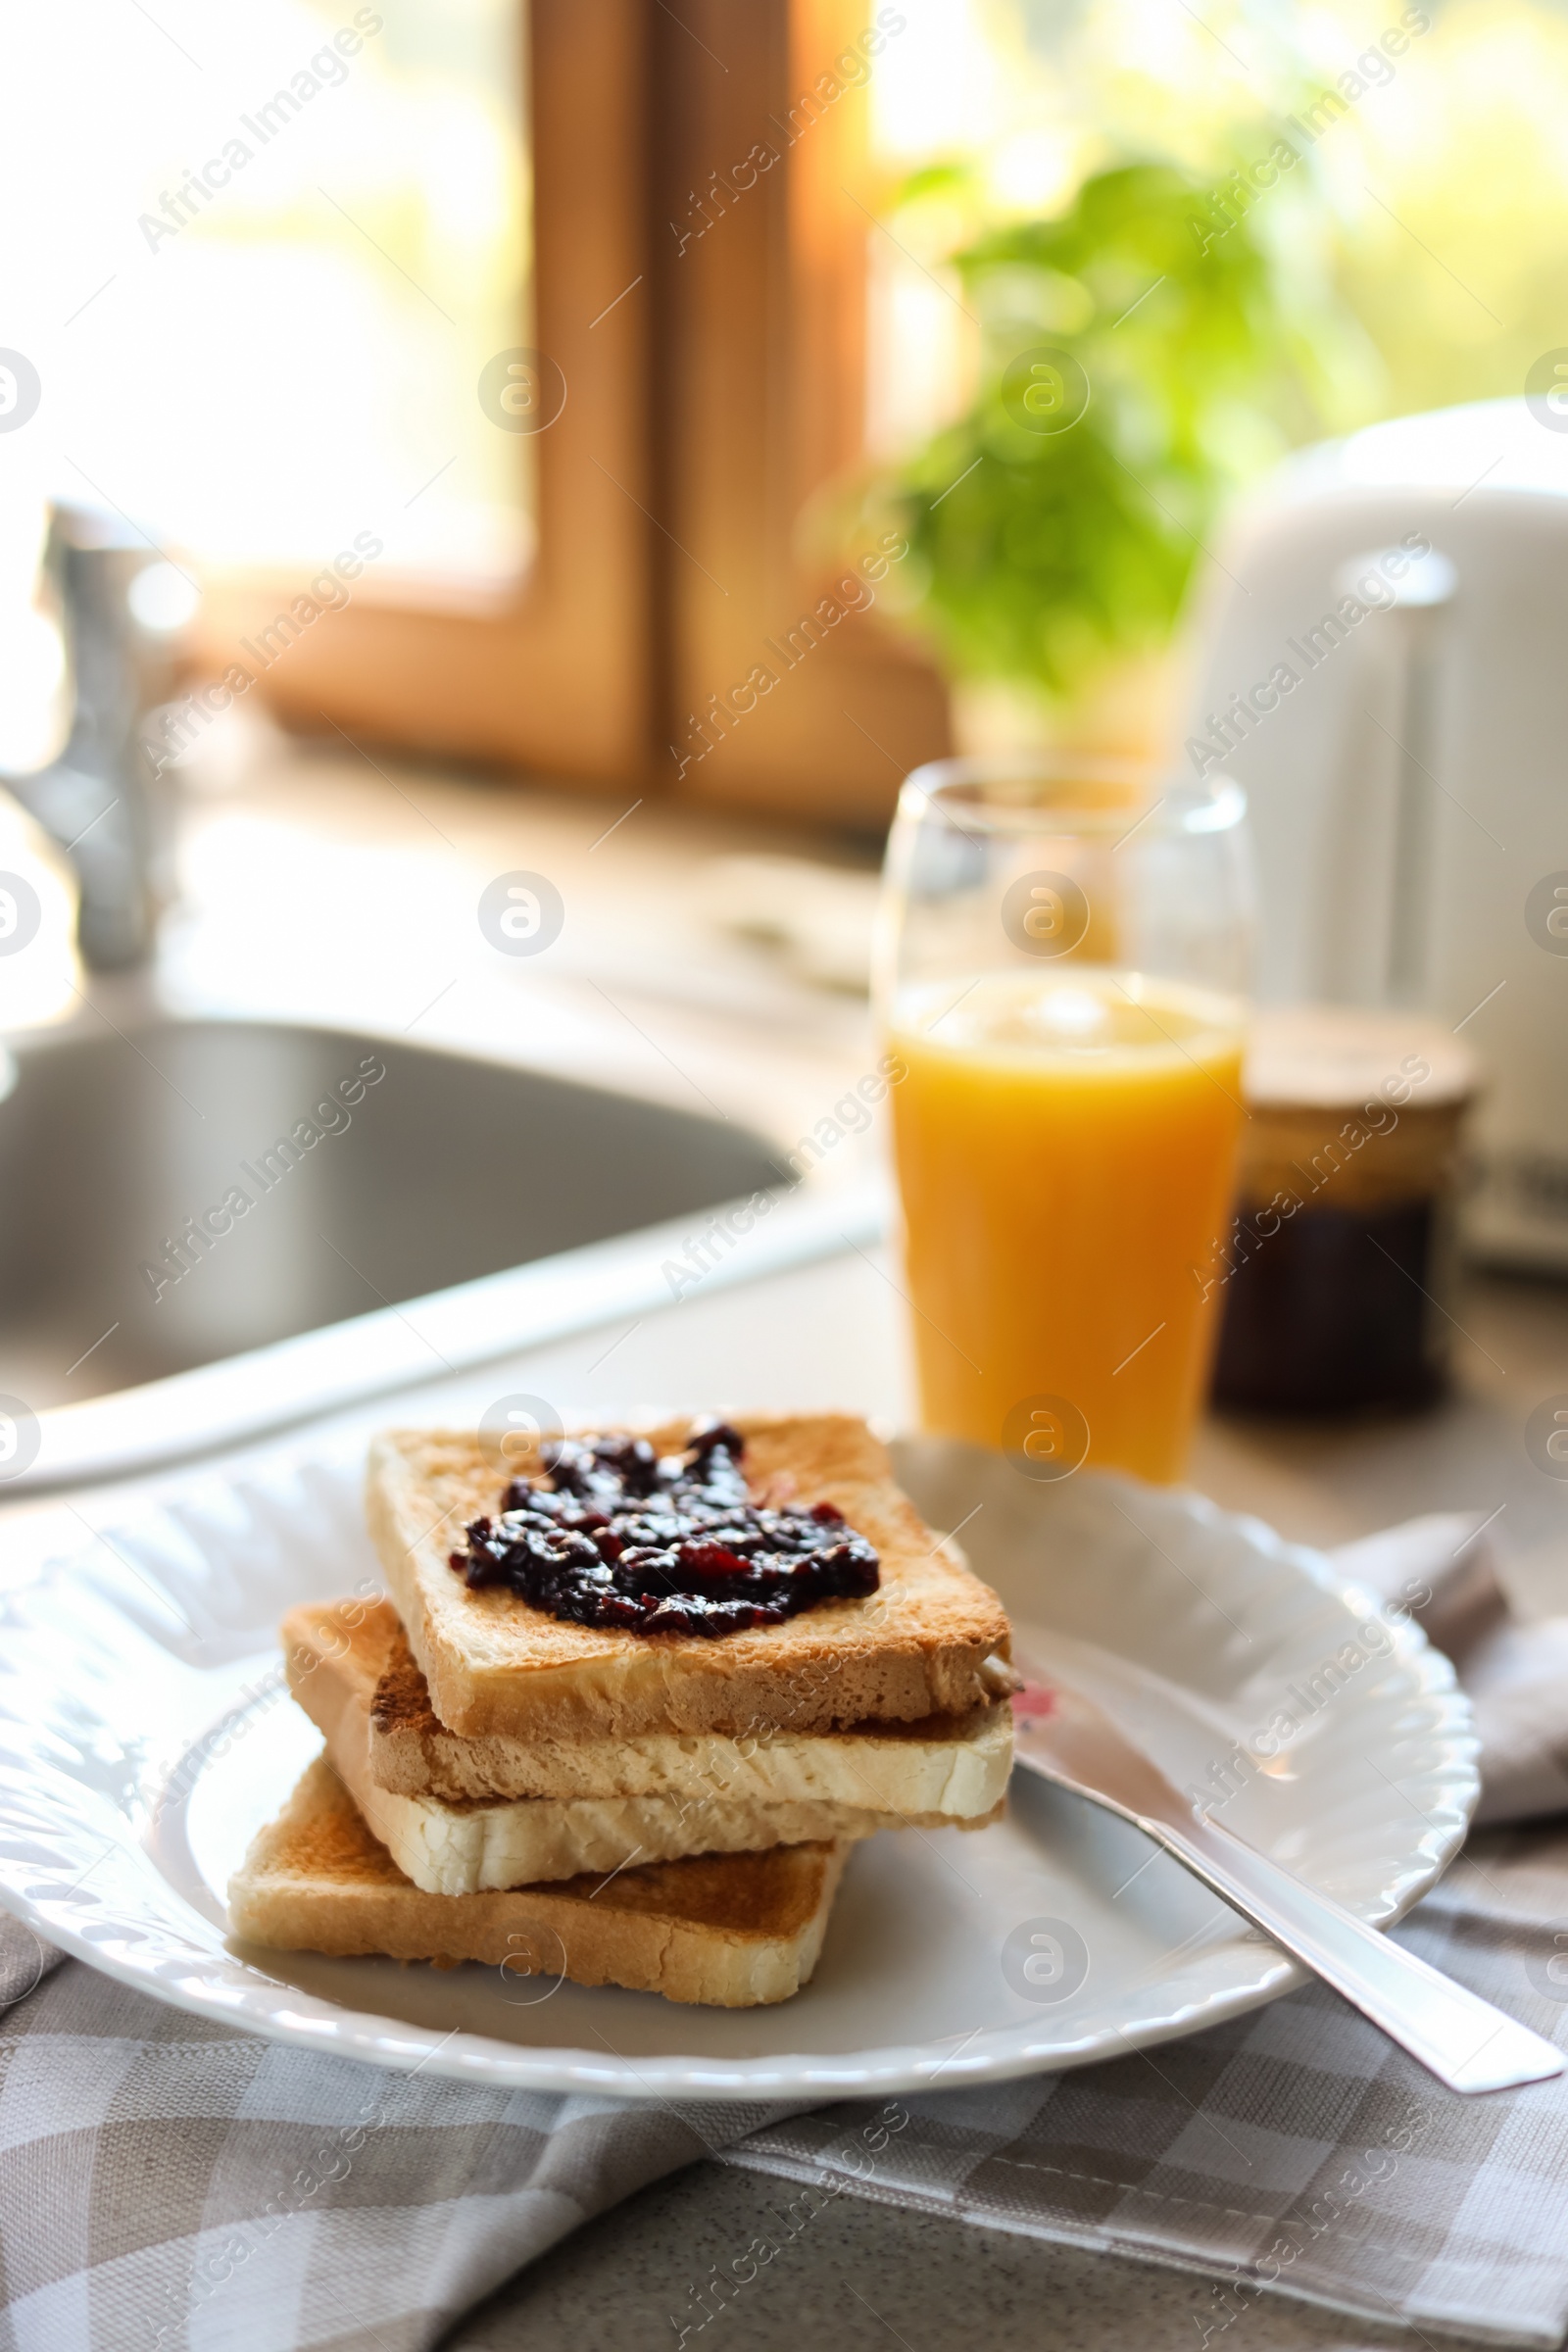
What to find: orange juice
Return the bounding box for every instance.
[887,969,1246,1483]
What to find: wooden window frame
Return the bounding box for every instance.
[193,0,654,786]
[190,0,950,821]
[651,0,949,827]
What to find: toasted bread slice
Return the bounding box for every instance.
[286,1598,1013,1806]
[366,1413,1010,1740]
[283,1598,1006,1891]
[227,1757,851,2006]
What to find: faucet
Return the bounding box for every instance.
[3,501,191,970]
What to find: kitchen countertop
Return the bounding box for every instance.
[446,2148,1432,2352]
[8,742,1568,2350]
[154,725,890,1154]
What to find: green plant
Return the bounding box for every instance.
[878,159,1343,707]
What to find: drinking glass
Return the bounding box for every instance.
[873,754,1253,1484]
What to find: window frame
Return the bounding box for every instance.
[188,0,950,817]
[650,0,950,826]
[191,0,655,786]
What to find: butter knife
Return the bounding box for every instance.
[1008,1660,1562,2095]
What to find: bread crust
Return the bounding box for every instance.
[367,1413,1011,1740]
[227,1757,851,2006]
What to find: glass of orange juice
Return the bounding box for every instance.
[874,755,1252,1485]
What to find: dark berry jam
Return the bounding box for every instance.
[448,1419,879,1637]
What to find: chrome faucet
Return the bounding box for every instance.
[3,501,190,969]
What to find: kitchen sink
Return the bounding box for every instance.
[0,1017,785,1416]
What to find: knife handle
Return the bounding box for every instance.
[1150,1812,1561,2095]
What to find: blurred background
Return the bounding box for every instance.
[13,0,1568,802]
[1,0,1565,1542]
[10,0,1568,774]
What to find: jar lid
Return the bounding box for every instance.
[1243,1004,1478,1110]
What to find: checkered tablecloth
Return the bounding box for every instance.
[0,1913,802,2351]
[732,1823,1568,2350]
[7,1514,1568,2351]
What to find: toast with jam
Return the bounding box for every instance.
[227,1411,1013,2007]
[365,1412,1012,1741]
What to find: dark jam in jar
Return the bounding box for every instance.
[449,1419,880,1638]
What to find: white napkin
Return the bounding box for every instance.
[1332,1512,1568,1827]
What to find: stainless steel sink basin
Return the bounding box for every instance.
[0,1017,784,1414]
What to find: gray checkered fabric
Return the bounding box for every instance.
[7,1510,1568,2349]
[0,1917,797,2351]
[729,1826,1568,2349]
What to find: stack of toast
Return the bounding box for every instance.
[228,1413,1013,2007]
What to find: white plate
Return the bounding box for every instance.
[0,1435,1478,2101]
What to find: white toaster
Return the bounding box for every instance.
[1181,396,1568,1269]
